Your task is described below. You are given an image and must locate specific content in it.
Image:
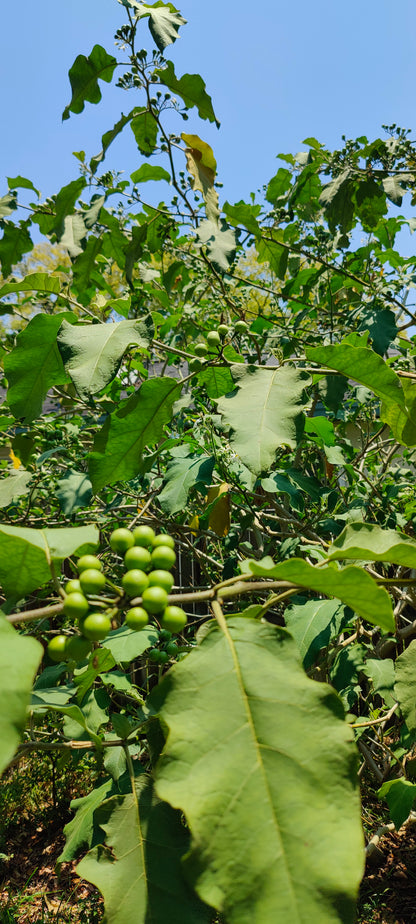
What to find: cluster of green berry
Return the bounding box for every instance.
[47,525,187,664]
[188,321,249,373]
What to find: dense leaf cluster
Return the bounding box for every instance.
[2,2,416,922]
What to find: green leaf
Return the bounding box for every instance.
[130,164,171,184]
[77,776,211,923]
[305,337,416,446]
[357,306,397,356]
[285,599,350,670]
[62,45,117,120]
[0,222,33,277]
[216,365,309,474]
[0,469,33,509]
[0,193,17,218]
[198,363,235,399]
[131,108,159,156]
[319,169,356,234]
[52,178,87,235]
[158,450,215,515]
[362,659,396,707]
[242,558,394,631]
[0,273,62,300]
[0,523,99,599]
[7,175,40,197]
[58,778,116,867]
[90,111,136,173]
[256,235,289,280]
[395,641,416,734]
[71,235,104,295]
[59,214,87,256]
[4,312,74,423]
[120,1,187,52]
[152,618,364,923]
[102,625,159,664]
[57,317,154,399]
[378,779,416,830]
[194,220,239,272]
[55,471,93,515]
[155,61,218,125]
[328,523,416,568]
[266,167,293,205]
[0,618,43,776]
[223,200,262,237]
[88,377,181,493]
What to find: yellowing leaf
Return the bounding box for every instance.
[206,483,230,537]
[9,449,21,470]
[188,514,199,537]
[181,133,219,223]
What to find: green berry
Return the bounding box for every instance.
[65,635,92,661]
[47,635,68,662]
[218,324,230,337]
[148,570,174,593]
[160,606,188,634]
[234,319,248,334]
[82,613,112,641]
[65,579,82,595]
[148,648,161,662]
[141,586,169,614]
[151,545,176,571]
[77,555,102,573]
[79,569,106,595]
[195,342,208,356]
[110,528,134,553]
[152,534,175,550]
[125,607,149,630]
[63,592,89,620]
[206,330,221,348]
[122,569,150,597]
[124,546,152,572]
[133,524,156,548]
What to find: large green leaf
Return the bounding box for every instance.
[90,110,136,173]
[0,618,43,776]
[328,522,416,568]
[0,524,99,599]
[0,469,33,509]
[242,558,394,631]
[131,108,159,156]
[156,61,218,125]
[0,273,62,300]
[395,640,416,734]
[63,45,117,120]
[216,365,309,474]
[77,777,212,923]
[58,778,116,866]
[55,471,93,515]
[4,312,74,423]
[88,377,181,492]
[158,449,215,515]
[57,317,154,399]
[305,337,416,446]
[195,219,239,271]
[378,779,416,830]
[0,222,33,277]
[152,618,364,923]
[120,1,187,51]
[102,625,159,664]
[284,599,350,670]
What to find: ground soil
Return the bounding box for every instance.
[2,802,416,922]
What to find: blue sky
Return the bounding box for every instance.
[1,0,415,207]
